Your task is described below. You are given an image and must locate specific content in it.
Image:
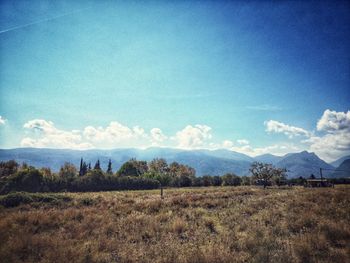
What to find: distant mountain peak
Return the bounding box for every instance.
[298,150,315,156]
[276,151,334,178]
[332,159,350,178]
[331,155,350,167]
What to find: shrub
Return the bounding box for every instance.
[0,192,33,207]
[0,168,45,194]
[79,197,95,206]
[222,173,241,186]
[171,175,193,187]
[0,160,19,178]
[0,192,72,208]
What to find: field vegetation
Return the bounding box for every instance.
[0,186,349,263]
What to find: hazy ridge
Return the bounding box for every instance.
[0,147,348,178]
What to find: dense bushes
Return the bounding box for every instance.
[0,160,19,178]
[1,168,46,194]
[0,171,160,194]
[0,159,245,194]
[70,173,160,192]
[0,192,33,207]
[0,161,160,194]
[0,192,72,207]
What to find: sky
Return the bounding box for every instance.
[0,0,349,162]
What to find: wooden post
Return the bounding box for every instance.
[160,186,164,199]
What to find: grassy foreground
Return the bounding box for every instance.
[0,186,349,263]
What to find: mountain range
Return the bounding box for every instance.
[0,148,349,178]
[330,155,350,168]
[331,159,350,178]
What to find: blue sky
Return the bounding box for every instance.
[0,0,349,161]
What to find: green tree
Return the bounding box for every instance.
[106,159,113,174]
[143,171,172,186]
[82,162,88,175]
[222,173,241,186]
[212,176,222,186]
[241,176,251,186]
[149,158,168,174]
[40,167,53,178]
[94,160,101,170]
[79,158,83,176]
[171,174,192,187]
[117,159,147,177]
[169,162,195,177]
[118,161,138,177]
[79,158,88,176]
[0,160,19,178]
[202,175,213,186]
[131,159,148,175]
[59,162,77,180]
[0,167,45,194]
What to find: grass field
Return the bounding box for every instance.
[0,186,349,263]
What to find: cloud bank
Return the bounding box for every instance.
[266,109,350,161]
[18,109,350,161]
[306,109,350,161]
[0,116,6,125]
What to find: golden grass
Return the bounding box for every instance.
[0,186,349,263]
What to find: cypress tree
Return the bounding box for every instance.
[82,162,88,175]
[94,160,101,170]
[79,158,83,176]
[106,159,113,174]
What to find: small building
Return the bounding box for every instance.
[305,178,333,187]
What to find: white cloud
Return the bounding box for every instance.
[18,110,349,162]
[21,119,165,149]
[265,110,350,161]
[24,119,56,133]
[304,132,350,161]
[317,109,350,133]
[302,109,350,161]
[265,120,310,138]
[0,116,7,125]
[222,140,234,148]
[175,125,212,149]
[150,128,167,145]
[82,121,150,148]
[22,119,93,149]
[237,139,249,145]
[18,119,303,157]
[83,121,142,142]
[246,104,282,111]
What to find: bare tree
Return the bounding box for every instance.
[250,162,286,188]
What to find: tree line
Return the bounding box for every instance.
[0,158,243,193]
[1,159,348,194]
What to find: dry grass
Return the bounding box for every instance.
[0,186,349,263]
